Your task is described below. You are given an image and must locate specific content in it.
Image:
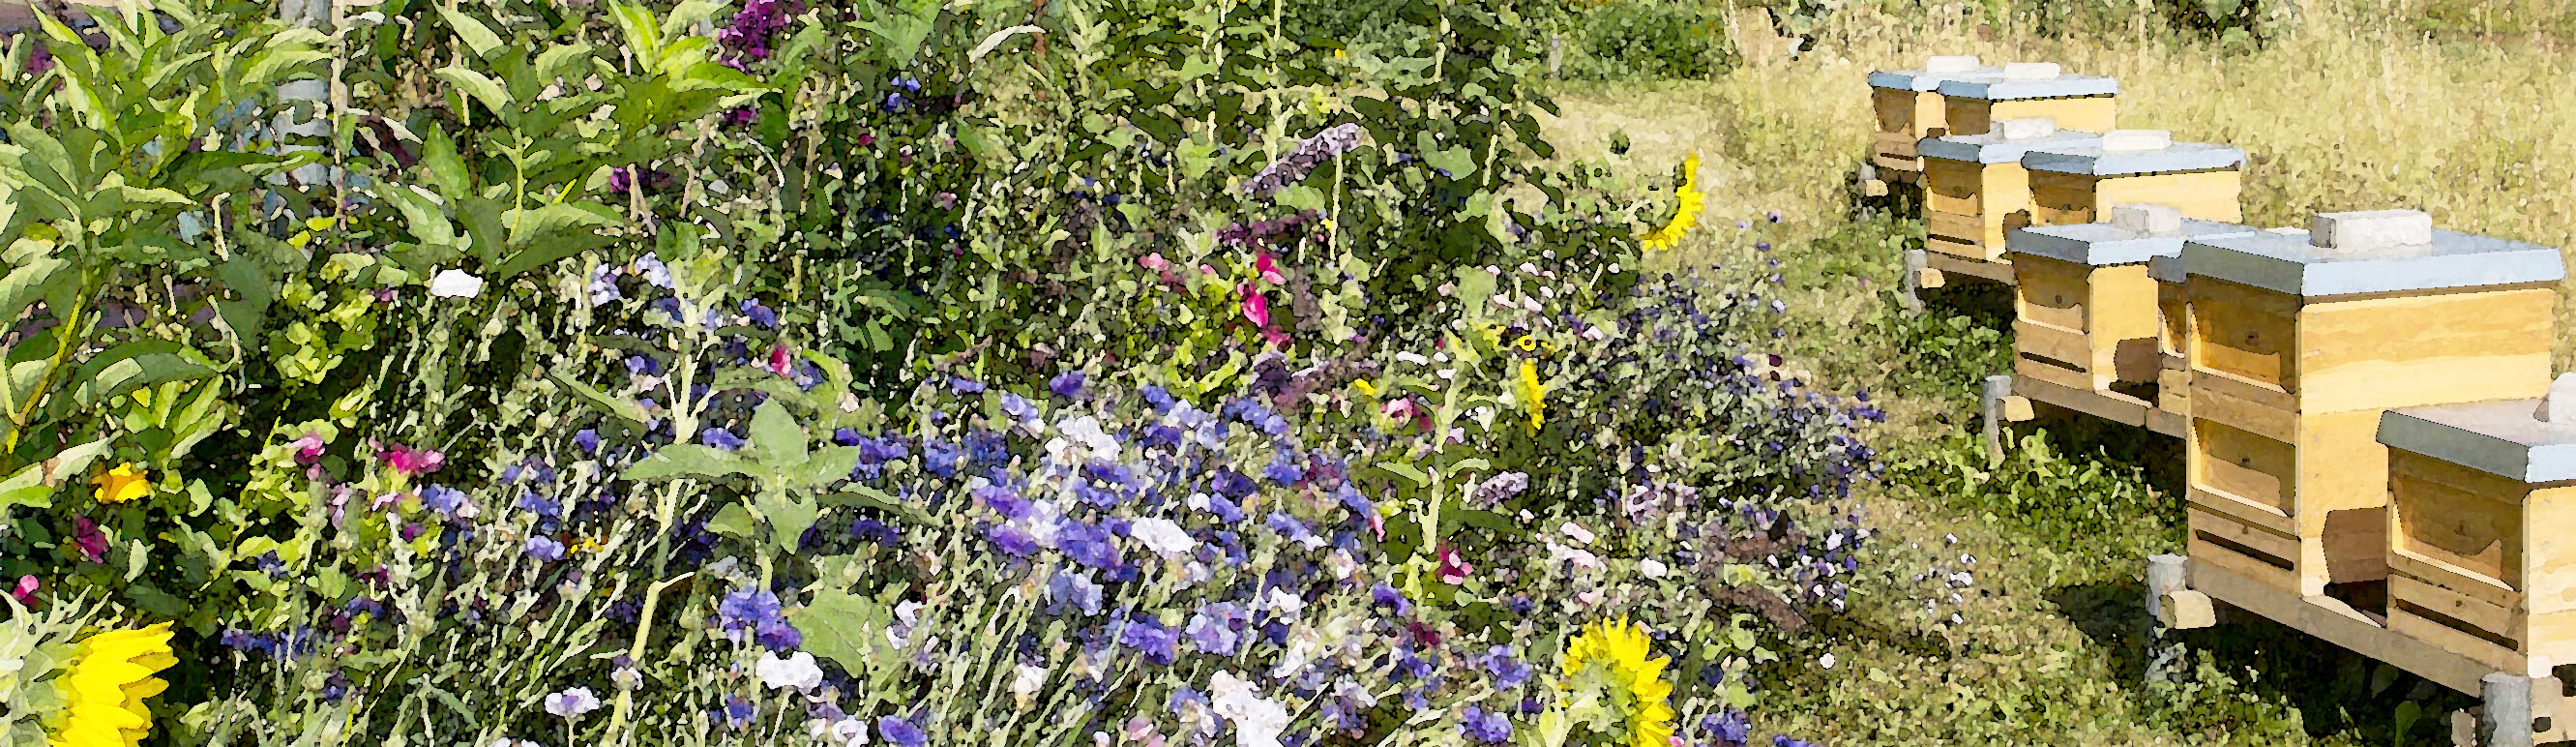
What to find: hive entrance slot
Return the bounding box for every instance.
[2395,598,2521,651]
[2196,529,2293,570]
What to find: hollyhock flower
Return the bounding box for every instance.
[1435,545,1473,583]
[756,650,825,692]
[376,442,446,476]
[70,517,106,563]
[544,687,601,719]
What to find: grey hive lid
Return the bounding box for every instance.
[1920,130,2102,164]
[2012,219,2259,267]
[1869,67,2004,92]
[1936,74,2117,101]
[2024,141,2245,175]
[2180,228,2565,297]
[2382,399,2576,484]
[2147,254,2184,283]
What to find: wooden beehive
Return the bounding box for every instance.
[2009,212,2257,393]
[1919,123,2100,263]
[2179,211,2564,599]
[2381,387,2576,677]
[1935,64,2117,137]
[1867,57,1999,180]
[2151,226,2309,417]
[2025,131,2246,226]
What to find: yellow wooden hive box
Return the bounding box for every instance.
[2178,210,2564,601]
[2007,207,2257,396]
[1919,121,2099,263]
[1867,56,2000,180]
[2381,381,2576,678]
[2025,130,2245,226]
[1935,62,2117,137]
[2149,226,2310,418]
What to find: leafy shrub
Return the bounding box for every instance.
[1560,0,1733,81]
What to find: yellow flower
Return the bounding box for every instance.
[573,537,607,554]
[1560,616,1675,747]
[90,464,151,505]
[1640,151,1703,252]
[1517,359,1545,433]
[1352,378,1377,398]
[48,621,176,747]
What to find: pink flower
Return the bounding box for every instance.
[375,441,446,477]
[768,344,795,377]
[70,517,105,563]
[1140,253,1169,272]
[288,432,326,465]
[1435,545,1473,584]
[1255,252,1286,285]
[9,576,38,604]
[1239,284,1270,328]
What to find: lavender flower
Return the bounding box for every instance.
[1245,123,1366,198]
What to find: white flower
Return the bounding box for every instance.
[1550,543,1602,571]
[1820,653,1837,670]
[830,717,871,746]
[1559,523,1595,545]
[1012,664,1050,706]
[1129,518,1197,555]
[1262,586,1305,617]
[1209,672,1291,747]
[543,687,601,719]
[1395,351,1431,366]
[755,650,824,692]
[1640,558,1668,578]
[429,268,484,298]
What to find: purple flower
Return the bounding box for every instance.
[879,716,927,747]
[740,298,779,328]
[1372,583,1411,616]
[701,428,746,451]
[721,695,755,726]
[1704,709,1751,747]
[1481,646,1531,688]
[986,523,1038,557]
[1460,706,1512,744]
[420,485,469,518]
[1185,603,1244,654]
[1057,520,1121,570]
[1045,571,1103,616]
[574,429,600,454]
[1049,370,1086,400]
[1117,615,1178,665]
[525,536,565,561]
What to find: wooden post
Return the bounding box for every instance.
[1982,374,2012,465]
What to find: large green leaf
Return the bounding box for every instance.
[548,371,650,425]
[0,437,112,509]
[620,444,767,483]
[432,5,505,58]
[747,399,807,467]
[790,586,898,673]
[64,342,222,412]
[432,66,513,117]
[0,256,67,325]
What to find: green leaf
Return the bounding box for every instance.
[432,65,513,116]
[747,399,808,467]
[755,492,817,552]
[65,342,222,411]
[1376,461,1430,489]
[704,502,758,539]
[822,487,930,525]
[549,371,650,425]
[0,437,110,509]
[0,256,67,324]
[621,444,765,483]
[791,586,896,672]
[800,445,859,491]
[418,125,470,198]
[433,5,505,58]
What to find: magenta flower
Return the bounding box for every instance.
[1256,252,1286,285]
[768,344,795,377]
[1435,545,1473,584]
[70,517,105,563]
[9,576,37,604]
[1240,284,1269,328]
[376,442,446,476]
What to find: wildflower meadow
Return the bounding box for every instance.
[0,0,1899,746]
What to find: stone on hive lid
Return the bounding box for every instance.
[1869,56,2003,91]
[2541,374,2576,423]
[2111,203,2183,235]
[2311,209,2434,253]
[1918,126,2100,164]
[2180,212,2566,296]
[2023,135,2243,176]
[2382,389,2576,483]
[2011,217,2257,267]
[1935,67,2117,100]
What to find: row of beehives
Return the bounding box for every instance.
[1874,56,2576,682]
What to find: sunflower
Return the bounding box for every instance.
[47,622,176,747]
[1640,151,1703,252]
[1559,616,1675,747]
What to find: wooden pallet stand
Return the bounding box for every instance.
[2006,206,2256,437]
[1936,62,2118,137]
[1918,119,2099,283]
[2150,554,2572,746]
[2024,130,2246,226]
[1867,55,2000,183]
[2178,210,2564,601]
